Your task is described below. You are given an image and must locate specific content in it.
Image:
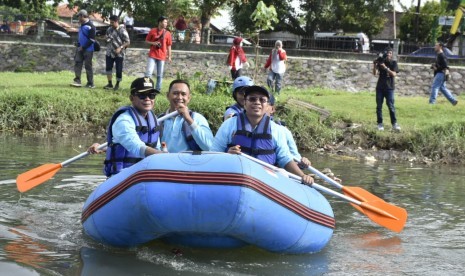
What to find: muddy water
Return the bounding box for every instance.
[0,135,463,275]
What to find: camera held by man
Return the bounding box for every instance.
[374,51,388,67]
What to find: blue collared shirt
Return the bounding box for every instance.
[112,110,160,158]
[211,115,294,168]
[162,112,213,153]
[280,124,302,161]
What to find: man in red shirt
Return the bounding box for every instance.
[145,16,172,91]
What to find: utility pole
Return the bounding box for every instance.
[415,0,421,42]
[393,0,396,39]
[393,0,399,59]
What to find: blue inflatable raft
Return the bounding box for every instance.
[81,152,335,254]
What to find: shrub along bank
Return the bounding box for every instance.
[1,71,464,164]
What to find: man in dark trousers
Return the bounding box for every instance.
[103,15,130,91]
[373,47,400,131]
[429,42,458,106]
[71,9,96,88]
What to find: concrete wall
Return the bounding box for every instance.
[1,40,464,98]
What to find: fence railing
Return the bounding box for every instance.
[2,24,459,57]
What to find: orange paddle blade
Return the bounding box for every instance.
[359,200,408,233]
[342,186,386,214]
[16,163,63,193]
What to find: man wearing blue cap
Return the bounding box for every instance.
[88,77,166,176]
[212,85,314,185]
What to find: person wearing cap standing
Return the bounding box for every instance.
[429,42,458,106]
[71,9,97,88]
[211,85,314,185]
[264,40,287,95]
[158,79,214,153]
[88,77,165,176]
[223,76,254,121]
[145,16,172,91]
[226,37,248,80]
[103,15,130,91]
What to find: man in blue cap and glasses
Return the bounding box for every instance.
[212,85,314,185]
[88,77,166,176]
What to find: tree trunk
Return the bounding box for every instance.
[201,16,211,44]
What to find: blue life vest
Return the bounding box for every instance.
[228,112,276,164]
[159,110,202,151]
[104,106,160,177]
[225,103,243,115]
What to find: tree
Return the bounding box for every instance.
[232,0,391,38]
[251,1,278,33]
[301,0,391,37]
[446,0,463,11]
[67,0,165,23]
[398,1,449,44]
[193,0,242,42]
[231,0,303,35]
[250,1,278,79]
[0,0,59,20]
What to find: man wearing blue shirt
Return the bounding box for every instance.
[266,95,311,168]
[88,77,165,176]
[71,9,96,88]
[160,79,213,152]
[211,85,314,185]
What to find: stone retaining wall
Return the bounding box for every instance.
[1,41,464,97]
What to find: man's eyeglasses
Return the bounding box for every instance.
[135,93,157,100]
[246,96,268,104]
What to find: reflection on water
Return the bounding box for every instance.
[0,135,465,275]
[4,227,58,269]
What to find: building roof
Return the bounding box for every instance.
[56,4,106,23]
[57,4,77,18]
[47,19,78,33]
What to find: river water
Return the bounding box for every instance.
[0,134,463,275]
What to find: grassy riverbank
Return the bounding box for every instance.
[1,71,464,163]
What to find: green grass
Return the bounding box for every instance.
[279,85,465,162]
[1,71,464,163]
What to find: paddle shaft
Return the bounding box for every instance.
[247,154,363,205]
[16,110,179,193]
[293,158,345,190]
[61,143,108,167]
[192,153,408,232]
[307,165,343,189]
[60,110,179,167]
